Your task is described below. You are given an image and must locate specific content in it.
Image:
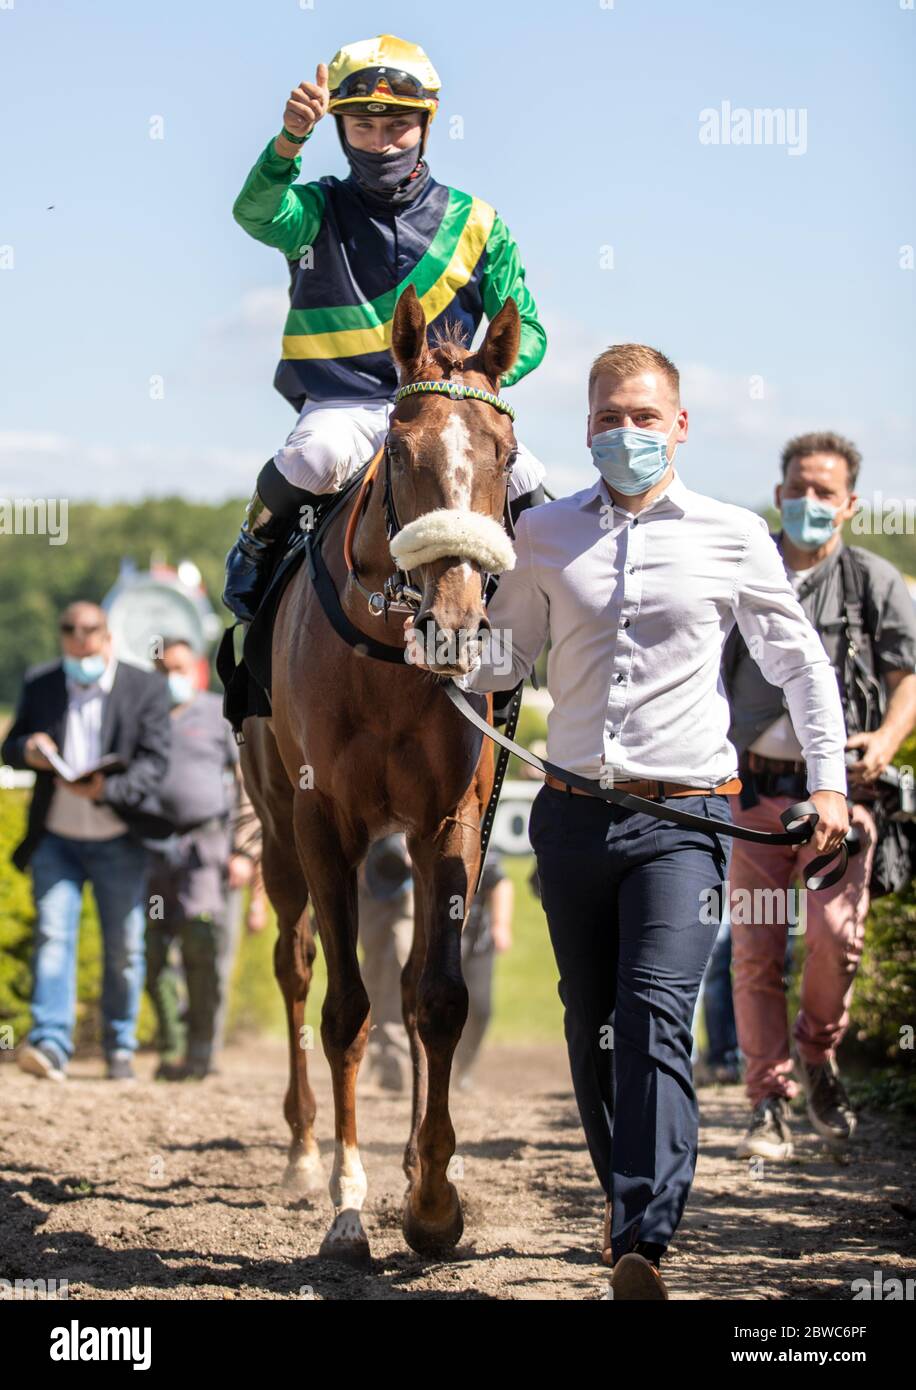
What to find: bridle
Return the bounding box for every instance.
[342,379,518,620]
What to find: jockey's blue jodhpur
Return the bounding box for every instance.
[528,784,732,1264]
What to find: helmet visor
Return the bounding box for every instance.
[332,66,438,103]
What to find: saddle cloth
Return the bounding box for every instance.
[217,463,372,739]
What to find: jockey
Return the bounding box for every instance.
[223,33,548,623]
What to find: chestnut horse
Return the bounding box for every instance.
[240,285,522,1263]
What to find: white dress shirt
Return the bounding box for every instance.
[45,657,129,840]
[462,471,848,793]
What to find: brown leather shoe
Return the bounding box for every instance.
[601,1200,613,1266]
[609,1252,669,1300]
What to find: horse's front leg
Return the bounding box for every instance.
[292,792,371,1266]
[402,810,480,1255]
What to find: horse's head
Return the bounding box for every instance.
[388,284,521,677]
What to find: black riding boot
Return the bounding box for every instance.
[222,460,324,623]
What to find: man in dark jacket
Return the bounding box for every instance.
[2,601,171,1081]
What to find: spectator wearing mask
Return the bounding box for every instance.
[145,638,261,1080]
[3,601,170,1081]
[723,433,916,1160]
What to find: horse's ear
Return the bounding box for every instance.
[391,285,430,380]
[477,297,521,386]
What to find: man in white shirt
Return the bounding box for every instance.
[413,343,849,1299]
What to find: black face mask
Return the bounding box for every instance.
[338,121,430,207]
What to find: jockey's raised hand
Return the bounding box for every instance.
[275,64,329,158]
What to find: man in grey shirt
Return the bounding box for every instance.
[146,638,261,1080]
[723,432,916,1162]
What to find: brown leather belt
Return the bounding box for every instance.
[544,773,743,800]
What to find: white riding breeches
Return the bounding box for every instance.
[273,398,546,502]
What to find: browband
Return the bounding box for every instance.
[393,380,517,422]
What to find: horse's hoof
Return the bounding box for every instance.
[402,1182,463,1256]
[318,1208,371,1267]
[282,1151,325,1197]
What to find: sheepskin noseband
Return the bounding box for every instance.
[389,509,516,575]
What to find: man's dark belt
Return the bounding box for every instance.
[744,751,809,799]
[544,773,743,800]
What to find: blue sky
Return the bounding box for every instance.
[2,0,913,510]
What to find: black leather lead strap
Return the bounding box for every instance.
[475,681,524,895]
[443,683,848,892]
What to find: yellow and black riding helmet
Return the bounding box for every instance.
[327,34,441,155]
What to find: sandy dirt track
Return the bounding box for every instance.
[1,1041,914,1301]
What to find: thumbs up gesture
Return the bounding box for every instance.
[282,63,330,139]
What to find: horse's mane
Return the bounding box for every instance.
[428,319,472,374]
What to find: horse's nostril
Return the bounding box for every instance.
[413,612,438,644]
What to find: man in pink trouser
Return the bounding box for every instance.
[723,431,916,1160]
[728,796,876,1113]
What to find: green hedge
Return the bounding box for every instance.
[0,791,34,1047]
[853,736,916,1050]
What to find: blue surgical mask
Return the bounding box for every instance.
[62,653,107,686]
[589,418,679,495]
[167,672,196,707]
[780,496,839,551]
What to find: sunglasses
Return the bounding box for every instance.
[333,67,437,102]
[60,622,104,637]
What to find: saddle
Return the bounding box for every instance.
[217,463,372,741]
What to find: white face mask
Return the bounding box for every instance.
[167,671,196,707]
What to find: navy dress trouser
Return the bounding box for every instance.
[528,784,731,1264]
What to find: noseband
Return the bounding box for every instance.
[344,380,518,619]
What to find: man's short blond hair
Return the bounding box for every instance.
[588,344,680,403]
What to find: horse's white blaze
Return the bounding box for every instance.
[329,1140,367,1213]
[439,413,473,510]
